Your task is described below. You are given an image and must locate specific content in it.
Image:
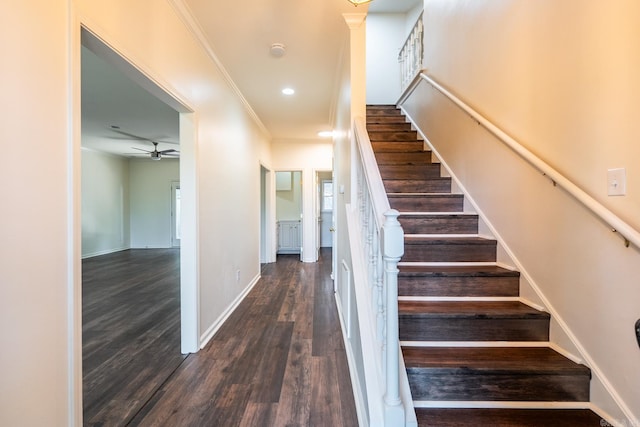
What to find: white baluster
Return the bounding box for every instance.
[381,209,404,425]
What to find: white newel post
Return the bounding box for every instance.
[381,209,405,425]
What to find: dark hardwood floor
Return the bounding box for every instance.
[83,248,358,426]
[83,249,185,426]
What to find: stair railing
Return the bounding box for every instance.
[347,116,408,426]
[398,12,424,93]
[414,73,640,250]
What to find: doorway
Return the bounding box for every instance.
[275,170,303,260]
[79,28,197,424]
[317,171,333,249]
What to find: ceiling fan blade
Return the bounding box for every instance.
[159,149,179,154]
[109,127,180,145]
[131,147,153,153]
[110,128,153,141]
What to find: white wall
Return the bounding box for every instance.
[1,1,72,425]
[366,7,425,106]
[399,1,640,424]
[366,14,405,104]
[271,139,332,262]
[129,158,179,248]
[333,14,370,426]
[275,171,302,221]
[82,149,130,257]
[1,1,273,425]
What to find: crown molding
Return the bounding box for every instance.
[166,0,271,139]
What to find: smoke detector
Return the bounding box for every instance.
[270,43,286,58]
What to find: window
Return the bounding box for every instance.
[322,180,333,211]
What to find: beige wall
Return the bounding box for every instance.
[422,0,640,230]
[82,149,131,257]
[1,2,72,425]
[129,158,180,249]
[399,1,640,424]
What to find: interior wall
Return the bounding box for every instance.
[271,139,332,262]
[422,0,640,231]
[1,1,72,425]
[81,149,130,257]
[366,13,405,105]
[275,171,302,221]
[333,14,369,426]
[398,1,640,423]
[129,158,180,248]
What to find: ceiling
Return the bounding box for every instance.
[81,0,420,158]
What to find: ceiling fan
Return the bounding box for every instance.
[109,127,179,161]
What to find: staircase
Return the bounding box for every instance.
[366,105,603,426]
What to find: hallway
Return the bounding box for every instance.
[129,249,358,426]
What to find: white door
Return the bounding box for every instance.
[171,181,181,247]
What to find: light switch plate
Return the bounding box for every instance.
[607,168,626,196]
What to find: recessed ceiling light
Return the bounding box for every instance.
[318,131,334,138]
[282,88,295,96]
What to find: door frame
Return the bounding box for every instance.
[74,26,200,423]
[171,181,181,248]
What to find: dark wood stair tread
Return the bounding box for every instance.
[367,122,412,131]
[384,178,452,194]
[368,130,422,142]
[379,164,442,179]
[399,213,479,234]
[399,265,519,278]
[415,408,605,427]
[398,265,521,298]
[372,140,424,149]
[399,300,549,319]
[399,301,550,341]
[374,151,432,164]
[402,347,590,375]
[405,236,496,245]
[367,115,409,124]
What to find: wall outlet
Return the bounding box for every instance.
[607,168,626,196]
[236,270,240,282]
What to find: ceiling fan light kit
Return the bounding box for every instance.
[347,0,373,6]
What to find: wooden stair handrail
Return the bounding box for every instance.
[415,72,640,250]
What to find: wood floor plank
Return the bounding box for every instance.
[82,249,185,426]
[131,248,357,426]
[272,339,313,426]
[309,355,344,426]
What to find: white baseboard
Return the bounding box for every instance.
[81,246,129,259]
[199,273,261,349]
[335,292,369,427]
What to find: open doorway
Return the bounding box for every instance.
[79,29,197,425]
[275,170,303,260]
[317,170,333,250]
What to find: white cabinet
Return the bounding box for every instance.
[277,220,301,254]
